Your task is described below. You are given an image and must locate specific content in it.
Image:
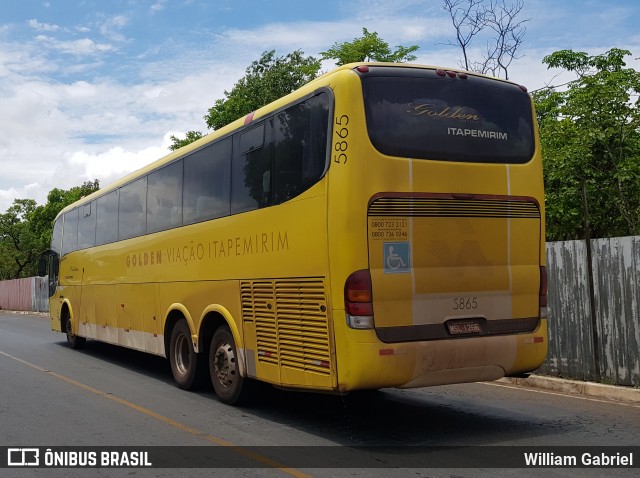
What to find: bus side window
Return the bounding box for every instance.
[118,178,147,241]
[78,201,96,249]
[51,216,63,254]
[147,160,183,233]
[183,138,232,225]
[232,121,273,214]
[272,93,329,205]
[61,208,79,256]
[96,190,119,246]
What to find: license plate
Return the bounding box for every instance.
[447,319,482,335]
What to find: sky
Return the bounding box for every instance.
[1,0,639,212]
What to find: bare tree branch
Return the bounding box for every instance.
[482,0,528,80]
[443,0,528,79]
[443,0,486,71]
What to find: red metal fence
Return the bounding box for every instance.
[0,277,49,312]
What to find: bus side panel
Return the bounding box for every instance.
[326,70,372,314]
[231,194,334,390]
[50,293,62,333]
[141,284,162,355]
[116,283,145,351]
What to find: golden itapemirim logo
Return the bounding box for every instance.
[407,103,481,122]
[126,230,289,268]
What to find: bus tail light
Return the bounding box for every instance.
[539,266,548,319]
[345,269,375,329]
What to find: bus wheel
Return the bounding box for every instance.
[64,313,85,349]
[210,326,251,405]
[169,320,205,390]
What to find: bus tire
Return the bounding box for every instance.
[64,312,85,350]
[210,326,252,405]
[169,320,206,390]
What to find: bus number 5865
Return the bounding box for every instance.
[334,115,349,164]
[453,297,478,310]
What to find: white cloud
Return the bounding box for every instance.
[150,1,167,14]
[28,19,60,32]
[35,35,114,55]
[217,22,347,52]
[0,57,241,211]
[0,187,20,207]
[0,132,177,211]
[66,142,168,185]
[214,16,448,57]
[98,14,129,42]
[0,39,59,78]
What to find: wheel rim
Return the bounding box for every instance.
[213,340,235,389]
[174,334,190,376]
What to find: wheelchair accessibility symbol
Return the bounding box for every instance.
[384,241,411,274]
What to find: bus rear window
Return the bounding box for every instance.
[361,68,535,164]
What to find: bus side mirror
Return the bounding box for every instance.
[38,250,55,277]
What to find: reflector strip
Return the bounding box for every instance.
[379,348,395,356]
[310,360,330,368]
[523,337,544,344]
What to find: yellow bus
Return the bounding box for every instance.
[39,63,548,404]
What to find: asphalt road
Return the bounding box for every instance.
[1,312,638,478]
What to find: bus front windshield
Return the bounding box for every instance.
[360,67,535,164]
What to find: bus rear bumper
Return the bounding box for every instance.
[396,365,506,389]
[335,319,548,392]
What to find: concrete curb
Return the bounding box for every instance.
[499,375,640,404]
[2,310,49,317]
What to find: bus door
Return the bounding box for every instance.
[38,249,62,331]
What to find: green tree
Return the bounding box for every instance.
[320,28,419,66]
[205,50,321,131]
[0,180,99,279]
[0,199,39,279]
[169,130,204,151]
[533,49,640,240]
